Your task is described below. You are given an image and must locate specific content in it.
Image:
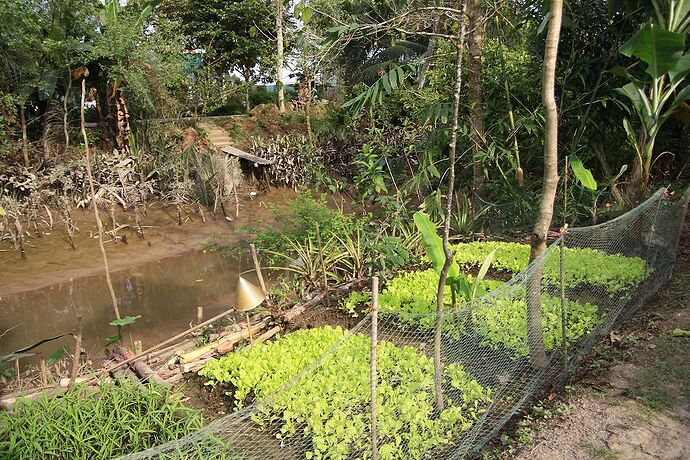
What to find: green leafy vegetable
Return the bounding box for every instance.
[201,327,491,459]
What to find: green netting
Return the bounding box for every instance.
[118,187,690,460]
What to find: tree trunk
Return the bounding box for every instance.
[20,104,29,167]
[245,82,251,113]
[80,78,121,322]
[276,0,285,113]
[527,0,564,368]
[306,76,314,144]
[468,0,486,195]
[434,6,467,412]
[64,71,71,151]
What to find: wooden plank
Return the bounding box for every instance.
[221,145,273,165]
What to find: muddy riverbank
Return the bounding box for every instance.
[0,188,300,362]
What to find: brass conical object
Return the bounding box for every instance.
[233,276,266,312]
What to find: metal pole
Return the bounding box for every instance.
[370,276,379,460]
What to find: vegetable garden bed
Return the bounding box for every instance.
[200,326,492,460]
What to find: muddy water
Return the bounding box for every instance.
[0,249,266,364]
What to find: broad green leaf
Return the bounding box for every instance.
[669,53,690,84]
[46,348,67,366]
[105,335,120,346]
[301,6,313,24]
[570,155,597,191]
[109,315,141,327]
[471,249,496,300]
[382,73,392,93]
[620,23,685,79]
[412,212,459,279]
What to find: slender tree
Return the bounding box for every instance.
[527,0,564,368]
[467,0,486,195]
[434,3,468,412]
[276,0,285,113]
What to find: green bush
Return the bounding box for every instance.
[201,326,492,460]
[241,192,358,261]
[451,241,646,293]
[0,382,203,459]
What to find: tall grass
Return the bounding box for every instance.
[0,381,203,459]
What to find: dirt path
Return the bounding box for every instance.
[484,221,690,459]
[0,188,297,296]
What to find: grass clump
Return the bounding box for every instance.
[201,326,492,459]
[0,381,203,459]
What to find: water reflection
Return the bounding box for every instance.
[0,250,259,364]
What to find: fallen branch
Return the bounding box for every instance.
[280,279,365,322]
[180,325,281,374]
[112,345,168,386]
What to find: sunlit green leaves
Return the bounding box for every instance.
[569,155,597,191]
[109,315,141,327]
[201,327,492,459]
[620,23,685,79]
[0,382,203,459]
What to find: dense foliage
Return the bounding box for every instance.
[377,267,601,357]
[0,382,203,459]
[451,241,647,293]
[201,326,492,459]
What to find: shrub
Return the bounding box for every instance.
[0,382,203,459]
[201,326,492,460]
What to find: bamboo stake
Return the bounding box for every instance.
[315,223,330,308]
[80,77,121,321]
[250,244,268,296]
[196,306,204,324]
[370,276,379,460]
[39,357,48,386]
[69,316,82,389]
[245,312,253,344]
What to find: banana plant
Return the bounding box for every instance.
[413,211,495,307]
[616,0,690,190]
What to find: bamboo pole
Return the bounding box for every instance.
[315,223,330,308]
[370,276,379,460]
[250,244,268,296]
[69,317,82,389]
[106,306,239,374]
[80,77,121,321]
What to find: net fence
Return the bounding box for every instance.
[119,187,690,460]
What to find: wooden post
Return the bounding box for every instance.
[134,340,143,355]
[69,317,82,388]
[39,357,49,386]
[370,276,379,460]
[14,358,20,383]
[315,223,330,307]
[245,312,254,344]
[250,244,268,296]
[196,306,204,324]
